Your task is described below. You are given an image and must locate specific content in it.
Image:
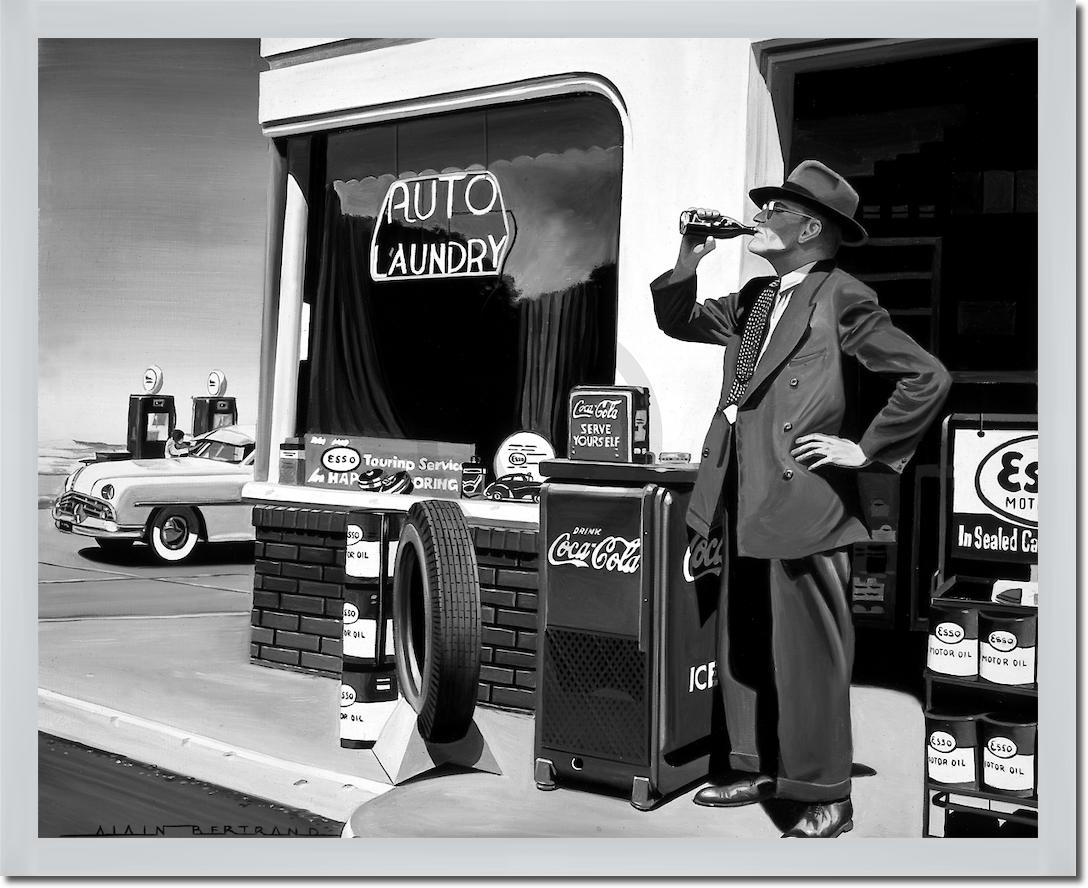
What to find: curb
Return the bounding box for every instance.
[39,688,393,823]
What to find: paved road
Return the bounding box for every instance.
[39,733,342,837]
[38,509,255,620]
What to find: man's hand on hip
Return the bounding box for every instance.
[791,434,871,470]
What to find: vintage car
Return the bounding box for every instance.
[52,425,256,562]
[483,472,542,503]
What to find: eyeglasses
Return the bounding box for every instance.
[757,201,815,221]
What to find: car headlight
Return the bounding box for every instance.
[100,484,115,500]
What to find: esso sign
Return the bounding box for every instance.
[493,431,555,483]
[987,630,1018,652]
[975,435,1038,527]
[343,602,359,624]
[929,731,957,753]
[143,365,164,395]
[987,736,1017,759]
[340,685,357,707]
[934,622,965,644]
[322,447,361,472]
[207,369,228,397]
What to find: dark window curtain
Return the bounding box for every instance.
[515,263,617,455]
[307,186,404,436]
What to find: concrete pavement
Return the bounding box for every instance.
[38,504,392,822]
[38,496,926,838]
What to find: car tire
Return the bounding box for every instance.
[148,507,200,563]
[392,500,481,743]
[95,538,133,555]
[488,490,503,501]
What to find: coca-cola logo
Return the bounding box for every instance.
[572,399,622,421]
[547,531,641,574]
[684,533,723,582]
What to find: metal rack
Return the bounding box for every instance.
[921,414,1038,838]
[923,646,1037,837]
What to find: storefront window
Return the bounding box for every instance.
[302,94,623,465]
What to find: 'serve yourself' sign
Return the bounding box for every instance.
[370,172,513,282]
[951,427,1038,562]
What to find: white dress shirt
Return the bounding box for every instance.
[724,261,817,424]
[756,261,817,365]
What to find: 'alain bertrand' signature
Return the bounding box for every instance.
[64,823,339,837]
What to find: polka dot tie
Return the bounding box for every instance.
[725,276,781,407]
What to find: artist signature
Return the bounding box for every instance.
[66,823,339,837]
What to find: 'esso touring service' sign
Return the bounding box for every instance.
[370,172,513,282]
[952,424,1038,563]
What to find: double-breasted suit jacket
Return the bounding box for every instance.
[651,259,951,558]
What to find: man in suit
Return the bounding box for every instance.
[650,161,950,838]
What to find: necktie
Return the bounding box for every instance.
[725,277,781,407]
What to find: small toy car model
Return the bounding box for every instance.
[484,473,541,503]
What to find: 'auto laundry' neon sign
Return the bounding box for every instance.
[370,171,513,282]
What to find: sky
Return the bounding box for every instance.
[38,39,269,444]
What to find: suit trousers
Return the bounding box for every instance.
[716,433,855,802]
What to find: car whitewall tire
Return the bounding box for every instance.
[149,507,200,563]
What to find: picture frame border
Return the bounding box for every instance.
[3,0,1075,876]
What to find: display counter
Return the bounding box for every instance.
[242,480,543,711]
[242,481,539,528]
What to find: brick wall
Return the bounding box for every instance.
[474,526,539,712]
[251,507,347,678]
[250,507,541,712]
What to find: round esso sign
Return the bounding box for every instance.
[988,630,1018,652]
[340,684,357,707]
[207,369,228,397]
[934,622,965,644]
[974,434,1038,527]
[987,736,1017,759]
[143,365,164,395]
[322,447,361,472]
[929,730,957,753]
[343,602,359,624]
[494,431,555,483]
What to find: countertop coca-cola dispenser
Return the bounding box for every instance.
[533,459,720,810]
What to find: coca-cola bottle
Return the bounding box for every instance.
[679,209,756,239]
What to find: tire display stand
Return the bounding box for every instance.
[373,699,500,785]
[922,415,1038,838]
[373,500,501,784]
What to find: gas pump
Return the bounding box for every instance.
[191,369,237,436]
[127,365,176,459]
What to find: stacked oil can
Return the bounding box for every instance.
[924,601,1037,835]
[339,512,402,748]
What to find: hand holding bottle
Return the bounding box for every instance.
[672,207,720,280]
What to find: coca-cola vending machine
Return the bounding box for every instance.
[534,460,721,810]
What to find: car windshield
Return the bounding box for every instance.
[188,438,254,464]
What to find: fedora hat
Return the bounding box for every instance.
[749,160,868,246]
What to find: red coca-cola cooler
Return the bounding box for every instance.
[533,459,721,810]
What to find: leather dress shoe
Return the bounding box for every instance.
[782,798,854,838]
[693,774,775,807]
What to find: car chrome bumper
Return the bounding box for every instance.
[51,503,143,539]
